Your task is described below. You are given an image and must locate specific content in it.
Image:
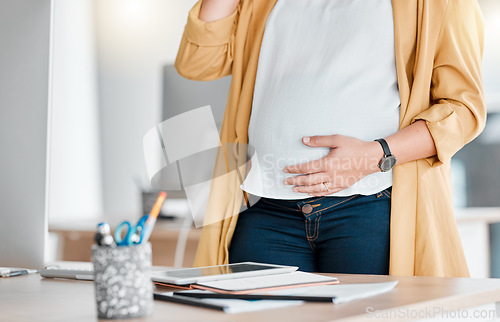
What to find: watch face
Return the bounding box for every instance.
[379,156,397,172]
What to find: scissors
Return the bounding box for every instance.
[114,214,149,246]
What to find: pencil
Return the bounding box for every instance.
[141,191,167,242]
[147,191,167,223]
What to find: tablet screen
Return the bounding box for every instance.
[163,263,283,279]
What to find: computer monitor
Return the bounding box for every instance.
[162,65,231,131]
[157,65,231,198]
[0,0,52,269]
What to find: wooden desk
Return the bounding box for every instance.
[2,273,500,321]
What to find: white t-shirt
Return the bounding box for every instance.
[241,0,401,199]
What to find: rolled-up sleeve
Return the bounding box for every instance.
[175,0,239,81]
[411,0,486,167]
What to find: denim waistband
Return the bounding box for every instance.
[253,186,392,215]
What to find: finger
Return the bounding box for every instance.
[293,182,343,194]
[302,134,341,148]
[284,158,328,174]
[284,173,329,186]
[307,187,345,197]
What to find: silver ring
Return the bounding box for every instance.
[323,182,331,192]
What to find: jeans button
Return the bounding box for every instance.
[301,204,313,214]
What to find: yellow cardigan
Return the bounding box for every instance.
[175,0,486,277]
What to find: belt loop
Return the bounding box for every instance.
[296,199,306,210]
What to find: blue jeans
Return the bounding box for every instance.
[229,187,392,274]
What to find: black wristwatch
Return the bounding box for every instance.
[374,138,397,172]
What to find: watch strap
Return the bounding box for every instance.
[375,138,392,157]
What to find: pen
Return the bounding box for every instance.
[172,292,335,302]
[94,222,116,246]
[7,270,29,277]
[0,269,29,278]
[141,191,167,243]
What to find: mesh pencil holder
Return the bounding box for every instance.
[91,242,154,319]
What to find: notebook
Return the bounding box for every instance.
[153,271,339,295]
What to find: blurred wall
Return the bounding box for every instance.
[95,0,197,222]
[49,0,103,222]
[480,0,500,111]
[48,0,198,223]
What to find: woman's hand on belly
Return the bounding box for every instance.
[282,134,383,197]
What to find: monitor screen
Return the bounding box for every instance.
[0,0,52,269]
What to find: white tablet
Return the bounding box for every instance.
[151,262,298,285]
